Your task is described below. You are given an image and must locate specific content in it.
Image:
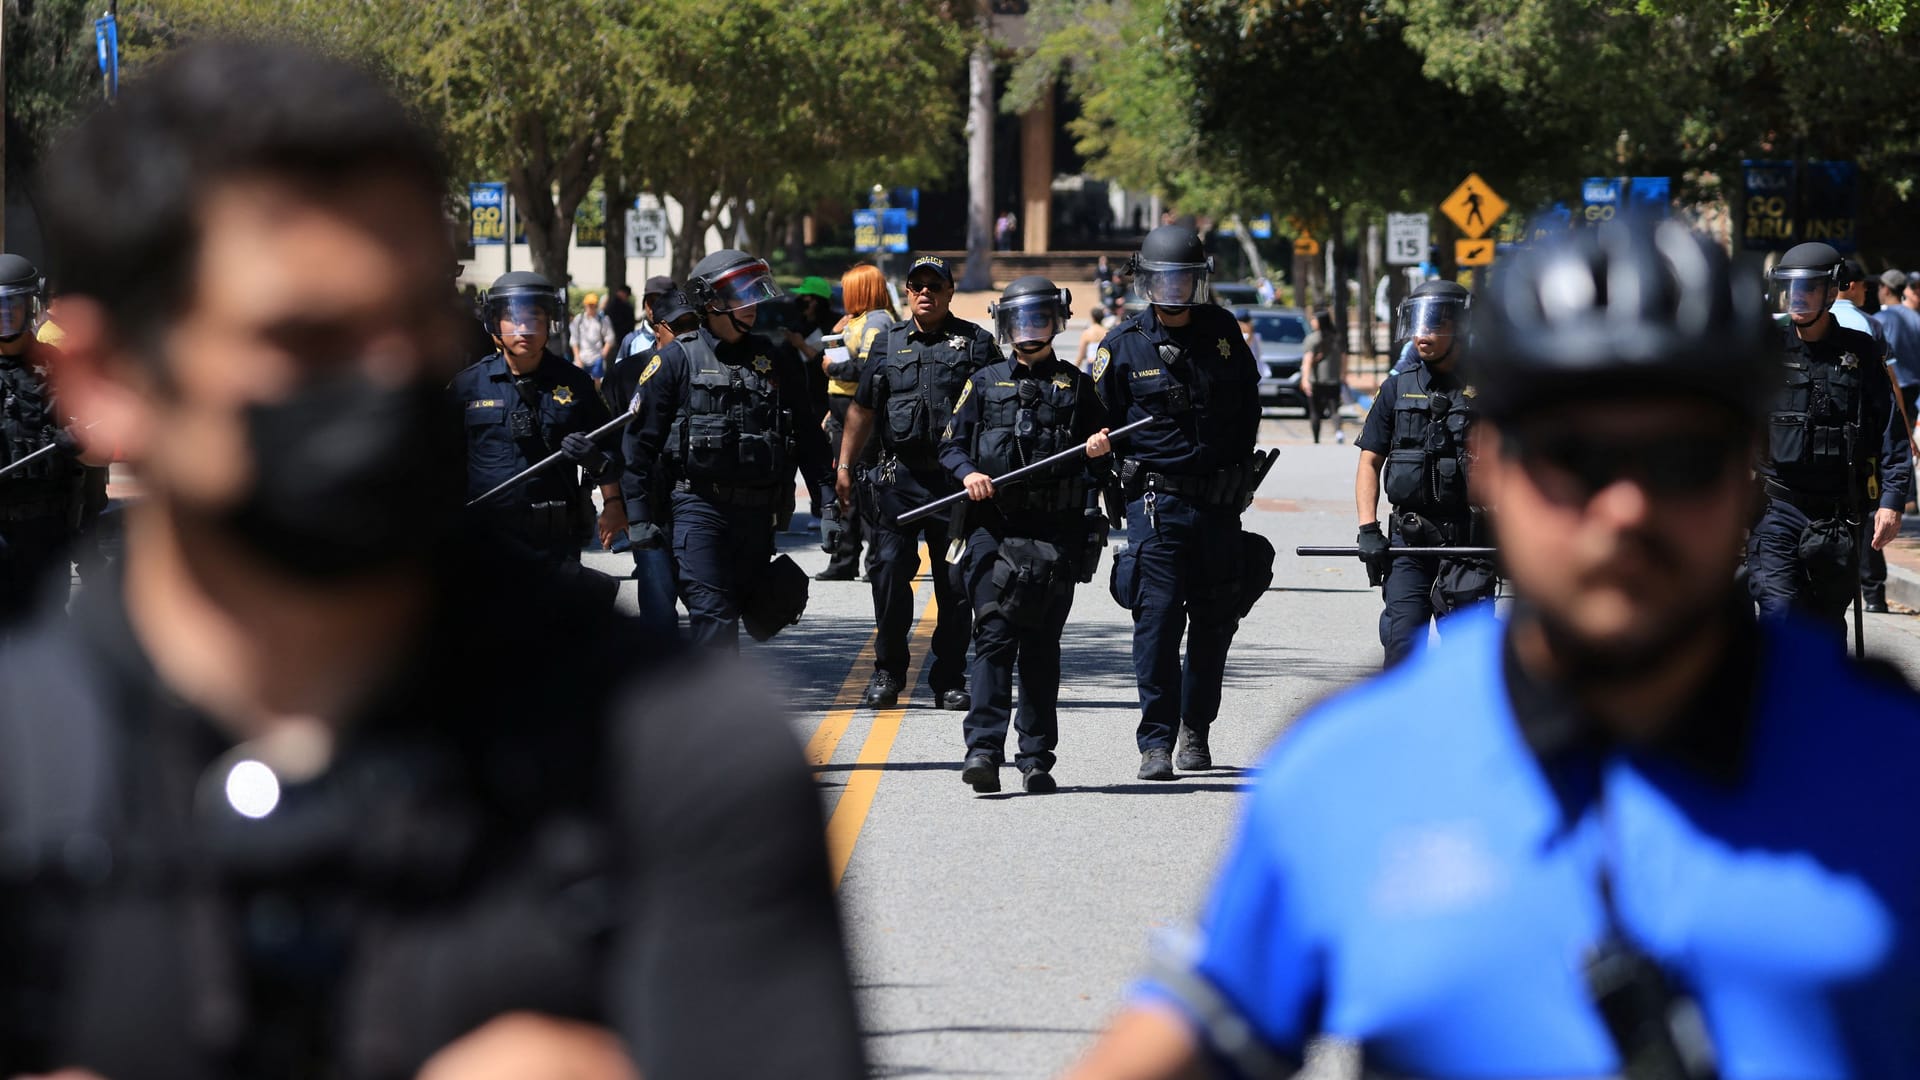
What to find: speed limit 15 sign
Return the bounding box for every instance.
[1387,213,1428,266]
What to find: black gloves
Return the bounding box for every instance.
[1357,522,1390,586]
[560,431,612,480]
[49,429,80,457]
[559,431,598,462]
[627,522,666,551]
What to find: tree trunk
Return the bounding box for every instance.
[604,171,631,294]
[1327,205,1349,354]
[669,186,707,280]
[1230,228,1269,287]
[958,24,995,293]
[786,213,808,274]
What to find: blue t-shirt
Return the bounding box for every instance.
[1141,607,1920,1078]
[1871,303,1920,388]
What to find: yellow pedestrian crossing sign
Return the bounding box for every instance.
[1441,174,1507,240]
[1293,234,1320,257]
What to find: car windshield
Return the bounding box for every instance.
[1251,313,1308,344]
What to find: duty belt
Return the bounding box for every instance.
[674,480,780,508]
[0,499,69,523]
[1134,467,1243,508]
[1764,480,1852,517]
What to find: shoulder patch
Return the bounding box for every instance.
[1092,347,1110,382]
[638,355,663,385]
[953,379,973,410]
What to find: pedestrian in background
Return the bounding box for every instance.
[570,291,615,379]
[817,263,894,582]
[1301,309,1346,444]
[605,282,637,344]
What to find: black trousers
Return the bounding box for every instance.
[1307,383,1342,442]
[822,396,873,578]
[670,490,775,650]
[0,514,71,626]
[1747,497,1856,642]
[868,471,970,691]
[959,526,1075,772]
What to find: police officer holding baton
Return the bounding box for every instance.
[453,271,627,585]
[937,277,1112,794]
[1354,279,1492,666]
[1094,224,1266,781]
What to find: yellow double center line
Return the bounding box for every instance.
[808,547,941,890]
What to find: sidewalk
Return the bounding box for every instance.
[1878,522,1920,611]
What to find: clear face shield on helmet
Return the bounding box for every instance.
[1131,258,1212,308]
[1769,267,1836,321]
[1396,295,1467,344]
[992,293,1065,350]
[486,293,561,339]
[0,282,43,339]
[701,259,781,313]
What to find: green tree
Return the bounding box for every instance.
[7,0,105,185]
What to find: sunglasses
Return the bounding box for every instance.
[1505,430,1745,501]
[904,279,949,294]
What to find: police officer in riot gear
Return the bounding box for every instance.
[620,249,833,649]
[1751,241,1910,638]
[938,277,1113,794]
[452,271,627,575]
[1354,278,1491,666]
[1095,224,1264,781]
[0,253,87,624]
[836,255,1002,709]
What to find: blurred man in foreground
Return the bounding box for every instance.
[0,40,861,1080]
[1068,220,1920,1078]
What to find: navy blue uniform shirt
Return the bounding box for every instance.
[852,314,1003,449]
[618,327,831,524]
[449,350,614,504]
[1091,304,1259,475]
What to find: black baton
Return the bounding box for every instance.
[896,415,1159,526]
[466,408,637,509]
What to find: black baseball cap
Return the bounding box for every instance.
[907,255,953,283]
[1838,259,1865,285]
[642,275,676,299]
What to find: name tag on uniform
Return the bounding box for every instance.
[1134,368,1163,378]
[468,398,503,408]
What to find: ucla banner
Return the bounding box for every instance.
[1802,161,1859,254]
[1741,161,1796,250]
[469,183,507,246]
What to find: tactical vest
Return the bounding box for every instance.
[1379,365,1474,516]
[0,359,72,496]
[973,366,1084,513]
[878,323,983,464]
[667,335,789,486]
[1769,351,1862,490]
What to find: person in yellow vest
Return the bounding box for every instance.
[816,263,896,581]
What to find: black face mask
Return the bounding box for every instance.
[221,376,464,582]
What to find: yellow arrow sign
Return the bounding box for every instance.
[1440,173,1507,240]
[1293,235,1321,257]
[1455,238,1494,267]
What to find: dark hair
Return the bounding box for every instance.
[39,39,448,337]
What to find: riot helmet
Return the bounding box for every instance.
[0,254,45,341]
[991,275,1072,352]
[483,271,563,340]
[1128,225,1212,308]
[1396,279,1471,360]
[1469,217,1775,424]
[688,249,780,314]
[1769,241,1843,323]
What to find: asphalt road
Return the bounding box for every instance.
[583,413,1920,1079]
